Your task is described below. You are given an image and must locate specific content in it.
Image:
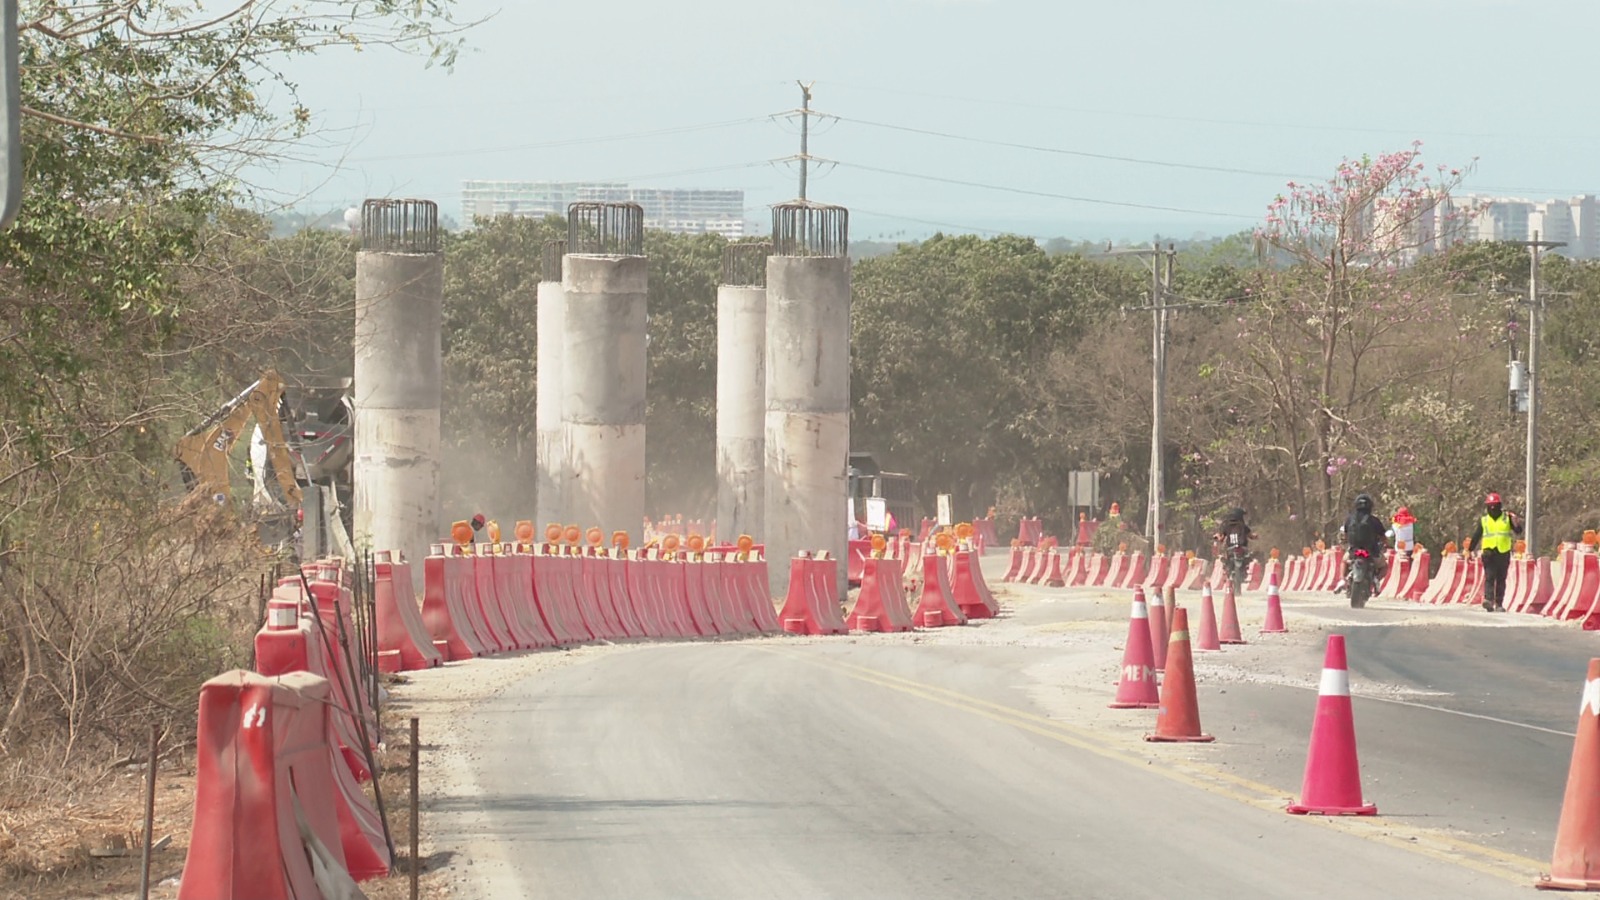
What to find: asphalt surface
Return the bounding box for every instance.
[409,557,1596,899]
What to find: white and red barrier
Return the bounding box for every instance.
[1548,546,1600,623]
[423,545,487,658]
[776,555,848,635]
[950,549,999,620]
[912,553,967,628]
[848,556,914,632]
[374,552,445,669]
[180,671,362,899]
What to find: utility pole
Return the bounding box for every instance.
[796,80,814,201]
[1113,242,1178,546]
[1522,231,1565,557]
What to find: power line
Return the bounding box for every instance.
[834,161,1261,220]
[345,117,770,163]
[833,115,1312,179]
[820,80,1596,142]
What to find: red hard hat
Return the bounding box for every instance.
[1485,493,1502,506]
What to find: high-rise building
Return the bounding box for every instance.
[460,181,747,237]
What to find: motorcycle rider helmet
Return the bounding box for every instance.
[1224,507,1245,523]
[1354,493,1374,514]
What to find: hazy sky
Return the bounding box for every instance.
[255,0,1600,241]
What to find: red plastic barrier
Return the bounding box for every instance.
[477,547,538,648]
[1179,558,1207,590]
[604,554,647,637]
[746,553,781,632]
[180,671,355,899]
[911,553,967,628]
[651,557,692,637]
[1552,548,1600,623]
[1395,548,1430,600]
[681,556,722,635]
[848,556,914,632]
[1544,548,1578,618]
[1118,552,1148,590]
[253,603,371,783]
[1085,553,1110,587]
[423,545,485,659]
[706,554,754,635]
[440,548,499,651]
[504,550,560,647]
[1456,557,1485,605]
[374,552,444,670]
[1517,557,1554,614]
[1045,549,1067,588]
[1102,552,1129,589]
[777,555,848,635]
[848,539,871,586]
[528,547,578,644]
[950,550,999,620]
[1247,559,1268,592]
[463,550,517,650]
[1377,552,1408,598]
[1419,554,1461,604]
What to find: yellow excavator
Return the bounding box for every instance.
[174,369,303,511]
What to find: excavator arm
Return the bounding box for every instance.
[175,370,303,508]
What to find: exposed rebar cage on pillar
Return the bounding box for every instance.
[772,202,848,258]
[361,199,440,254]
[567,202,644,256]
[541,239,568,282]
[721,242,771,287]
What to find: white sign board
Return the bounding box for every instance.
[847,496,856,525]
[866,497,888,532]
[937,493,953,527]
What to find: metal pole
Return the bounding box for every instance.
[1526,233,1542,556]
[409,716,420,900]
[797,81,812,201]
[137,724,159,900]
[1148,242,1166,546]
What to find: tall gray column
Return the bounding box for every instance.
[562,202,647,540]
[353,199,443,566]
[765,204,851,603]
[535,239,567,533]
[717,243,770,544]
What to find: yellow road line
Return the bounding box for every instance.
[761,646,1547,884]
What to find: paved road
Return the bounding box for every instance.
[414,561,1591,899]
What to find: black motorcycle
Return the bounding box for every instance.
[1347,548,1375,609]
[1221,530,1253,596]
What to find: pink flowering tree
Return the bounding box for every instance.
[1240,144,1475,537]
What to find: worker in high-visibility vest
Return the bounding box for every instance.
[1469,492,1522,612]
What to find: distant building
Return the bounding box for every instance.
[1449,194,1600,259]
[461,181,748,238]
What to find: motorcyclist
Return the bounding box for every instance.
[1337,493,1389,595]
[1212,507,1255,552]
[1213,507,1256,589]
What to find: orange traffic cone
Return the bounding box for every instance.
[1538,658,1600,889]
[1146,586,1168,671]
[1145,607,1214,743]
[1220,579,1247,645]
[1288,634,1376,815]
[1261,572,1288,634]
[1195,585,1222,652]
[1109,590,1160,709]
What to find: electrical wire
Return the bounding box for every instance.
[834,161,1261,220]
[832,115,1311,180]
[346,117,770,163]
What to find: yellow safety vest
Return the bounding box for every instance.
[1479,514,1513,553]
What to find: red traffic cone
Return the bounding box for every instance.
[1195,585,1222,652]
[1145,607,1214,743]
[1145,586,1168,671]
[1538,658,1600,889]
[1109,590,1160,709]
[1288,634,1376,815]
[1261,573,1288,634]
[1219,579,1247,645]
